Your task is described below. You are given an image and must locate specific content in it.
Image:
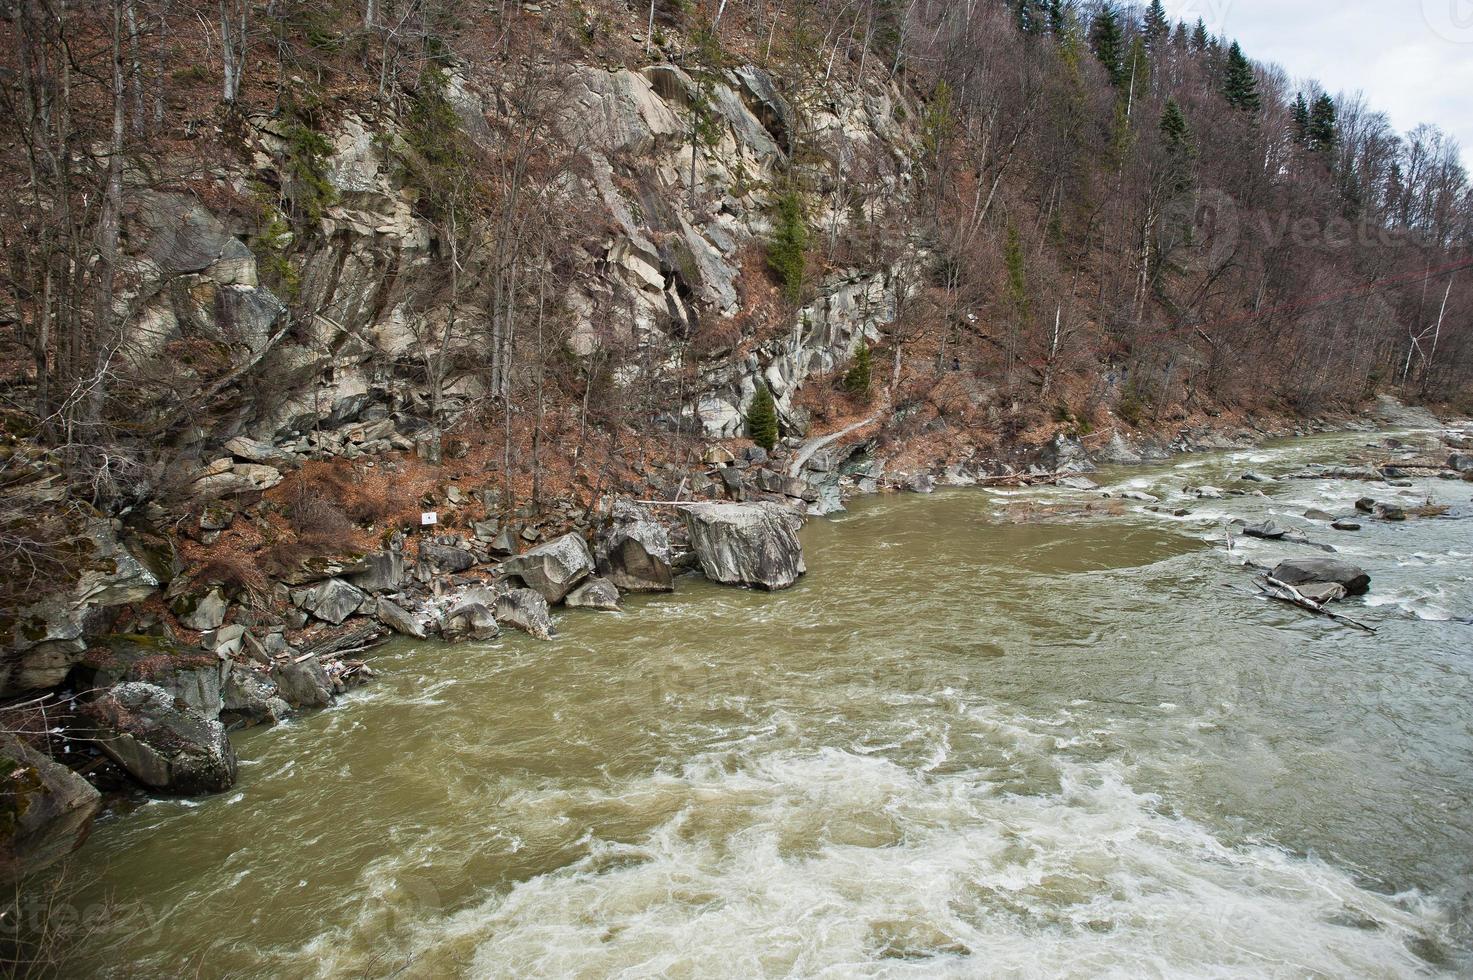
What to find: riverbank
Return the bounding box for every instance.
[3,398,1469,887]
[40,425,1473,977]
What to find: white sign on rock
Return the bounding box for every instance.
[421,512,438,526]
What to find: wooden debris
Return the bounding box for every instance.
[1257,574,1377,633]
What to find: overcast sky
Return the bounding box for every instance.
[1162,0,1473,169]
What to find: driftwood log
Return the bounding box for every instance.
[1257,575,1377,633]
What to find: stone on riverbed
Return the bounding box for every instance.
[495,588,556,639]
[597,501,673,593]
[82,682,238,795]
[441,593,500,642]
[681,502,805,590]
[500,533,595,604]
[1243,521,1288,540]
[1,734,102,882]
[1269,558,1371,597]
[566,577,621,611]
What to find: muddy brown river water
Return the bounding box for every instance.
[57,430,1473,978]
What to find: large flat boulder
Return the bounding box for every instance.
[82,683,238,795]
[441,591,500,642]
[680,502,806,590]
[500,533,594,604]
[297,578,367,625]
[1270,558,1371,597]
[598,500,674,593]
[1,735,102,883]
[495,589,556,640]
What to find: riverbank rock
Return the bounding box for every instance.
[598,501,674,592]
[566,577,621,611]
[1094,433,1143,465]
[375,597,427,639]
[82,683,238,795]
[495,589,557,639]
[500,533,595,604]
[297,578,367,626]
[441,593,500,642]
[681,502,805,590]
[269,658,334,708]
[1,735,102,882]
[1038,434,1095,474]
[78,638,227,721]
[1269,558,1371,597]
[221,665,291,728]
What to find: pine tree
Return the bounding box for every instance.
[767,189,808,304]
[1159,99,1194,191]
[1189,18,1209,53]
[1046,0,1069,36]
[1124,35,1150,95]
[1222,41,1260,112]
[1089,4,1126,87]
[1143,0,1169,50]
[843,340,872,398]
[1308,94,1337,154]
[746,382,779,450]
[1291,94,1310,145]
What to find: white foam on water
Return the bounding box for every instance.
[355,744,1453,980]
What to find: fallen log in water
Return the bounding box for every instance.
[1257,575,1377,633]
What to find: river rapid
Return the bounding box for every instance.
[60,429,1473,978]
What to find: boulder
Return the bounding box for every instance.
[1269,558,1371,597]
[375,597,427,639]
[1057,476,1099,491]
[270,658,334,708]
[346,549,405,593]
[566,577,621,612]
[221,665,291,729]
[1355,497,1377,513]
[82,683,238,795]
[420,542,476,574]
[0,734,102,883]
[179,587,229,631]
[1243,522,1288,540]
[598,501,675,593]
[680,502,805,590]
[1038,434,1095,474]
[441,595,500,642]
[299,578,366,625]
[1450,453,1473,473]
[77,638,227,721]
[495,588,557,639]
[1332,520,1362,531]
[500,533,595,604]
[1194,486,1225,499]
[1304,509,1336,522]
[1240,471,1275,483]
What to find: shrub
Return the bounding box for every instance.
[843,340,872,398]
[747,382,779,450]
[767,189,808,304]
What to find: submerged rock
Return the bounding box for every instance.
[566,577,621,611]
[500,533,595,604]
[1243,521,1288,540]
[680,502,805,590]
[1269,558,1371,597]
[82,682,238,795]
[495,588,557,640]
[0,734,102,882]
[598,501,673,593]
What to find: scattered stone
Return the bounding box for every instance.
[1056,476,1099,491]
[1240,471,1274,483]
[179,587,229,631]
[1304,508,1335,522]
[598,501,673,593]
[221,665,291,729]
[1117,490,1159,503]
[83,682,238,795]
[298,578,366,626]
[0,734,102,882]
[495,588,557,639]
[1269,558,1371,596]
[375,597,426,639]
[500,533,595,604]
[680,502,805,590]
[1355,497,1377,513]
[441,594,500,642]
[566,577,621,611]
[1375,503,1407,522]
[1194,486,1225,499]
[1331,520,1362,532]
[270,658,334,708]
[1243,521,1288,540]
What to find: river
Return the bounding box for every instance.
[57,430,1473,978]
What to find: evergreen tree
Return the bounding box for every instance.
[1291,94,1310,144]
[1159,99,1195,191]
[1189,18,1209,53]
[1124,35,1150,94]
[1143,0,1169,50]
[1046,0,1070,36]
[1089,4,1126,87]
[746,382,779,450]
[1308,94,1337,154]
[1172,22,1189,48]
[767,189,808,303]
[1222,41,1260,112]
[843,340,872,398]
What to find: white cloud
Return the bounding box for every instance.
[1163,0,1473,169]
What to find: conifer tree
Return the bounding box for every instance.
[1222,41,1260,112]
[1291,94,1310,145]
[843,340,872,398]
[1089,4,1126,87]
[1159,99,1195,191]
[1046,0,1069,36]
[1308,94,1337,154]
[1189,18,1209,53]
[1143,0,1169,50]
[746,382,779,450]
[767,189,808,304]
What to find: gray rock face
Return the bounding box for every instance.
[1270,558,1371,597]
[347,549,405,593]
[1449,453,1473,473]
[83,683,238,795]
[680,502,806,590]
[1095,433,1144,465]
[421,542,476,574]
[441,595,500,642]
[180,587,229,631]
[81,639,227,721]
[1038,434,1095,474]
[221,665,291,729]
[375,597,427,639]
[495,588,557,639]
[500,533,595,604]
[299,578,366,625]
[598,501,673,593]
[270,658,334,708]
[566,577,621,611]
[0,734,102,883]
